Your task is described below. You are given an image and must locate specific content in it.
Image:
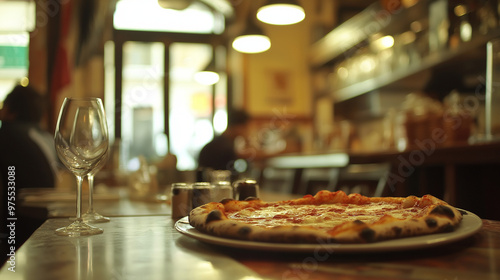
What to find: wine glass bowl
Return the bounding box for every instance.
[54,97,109,236]
[55,107,108,175]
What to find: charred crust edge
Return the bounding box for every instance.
[353,220,365,225]
[425,217,438,228]
[430,205,455,219]
[392,226,402,236]
[238,226,252,236]
[205,210,223,223]
[359,227,376,242]
[219,198,235,204]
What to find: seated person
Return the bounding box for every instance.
[0,84,60,264]
[0,84,59,189]
[197,109,249,180]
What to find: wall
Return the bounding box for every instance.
[235,0,337,119]
[228,0,339,153]
[244,21,312,118]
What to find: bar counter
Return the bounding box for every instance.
[2,214,499,279]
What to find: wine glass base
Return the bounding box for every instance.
[55,220,103,237]
[82,212,111,223]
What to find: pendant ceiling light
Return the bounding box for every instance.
[195,57,220,85]
[232,20,271,54]
[157,0,193,10]
[194,70,220,85]
[257,0,305,25]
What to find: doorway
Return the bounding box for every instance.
[107,30,226,171]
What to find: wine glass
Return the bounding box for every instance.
[54,97,109,236]
[82,151,111,223]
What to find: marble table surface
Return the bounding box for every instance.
[0,216,261,280]
[2,216,500,280]
[3,188,500,280]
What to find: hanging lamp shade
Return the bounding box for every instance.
[257,0,305,25]
[157,0,193,10]
[194,57,220,85]
[232,21,271,54]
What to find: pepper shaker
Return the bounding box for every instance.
[234,179,260,201]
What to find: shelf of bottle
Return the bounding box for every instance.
[329,27,500,103]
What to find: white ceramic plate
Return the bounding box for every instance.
[175,210,482,253]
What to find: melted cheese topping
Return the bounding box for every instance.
[227,202,427,229]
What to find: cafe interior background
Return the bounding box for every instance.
[1,0,500,221]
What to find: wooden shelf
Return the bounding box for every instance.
[310,0,500,104]
[310,1,427,67]
[334,30,498,102]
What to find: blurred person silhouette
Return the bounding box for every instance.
[0,84,60,265]
[0,84,59,190]
[197,109,250,181]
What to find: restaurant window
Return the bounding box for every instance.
[107,0,227,171]
[0,33,29,102]
[120,41,165,168]
[0,1,34,114]
[169,42,225,170]
[113,0,224,34]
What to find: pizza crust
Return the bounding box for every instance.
[188,190,463,244]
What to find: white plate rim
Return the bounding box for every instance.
[175,210,483,253]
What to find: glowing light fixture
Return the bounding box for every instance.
[157,0,193,10]
[372,35,394,51]
[194,71,220,85]
[257,0,305,25]
[195,57,220,85]
[232,21,271,54]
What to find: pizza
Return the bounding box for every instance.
[188,190,463,243]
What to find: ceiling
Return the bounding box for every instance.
[135,0,380,37]
[219,0,379,37]
[199,0,379,22]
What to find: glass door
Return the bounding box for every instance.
[169,42,214,170]
[121,41,165,169]
[108,0,228,171]
[106,40,226,171]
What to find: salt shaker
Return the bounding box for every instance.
[210,170,232,184]
[171,183,192,220]
[212,181,234,202]
[191,182,213,208]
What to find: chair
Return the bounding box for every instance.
[334,163,391,197]
[299,168,339,195]
[264,153,349,195]
[259,167,297,194]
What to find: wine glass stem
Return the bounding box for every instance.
[76,175,84,221]
[88,174,94,213]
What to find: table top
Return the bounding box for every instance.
[2,215,499,280]
[19,188,303,219]
[18,187,170,218]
